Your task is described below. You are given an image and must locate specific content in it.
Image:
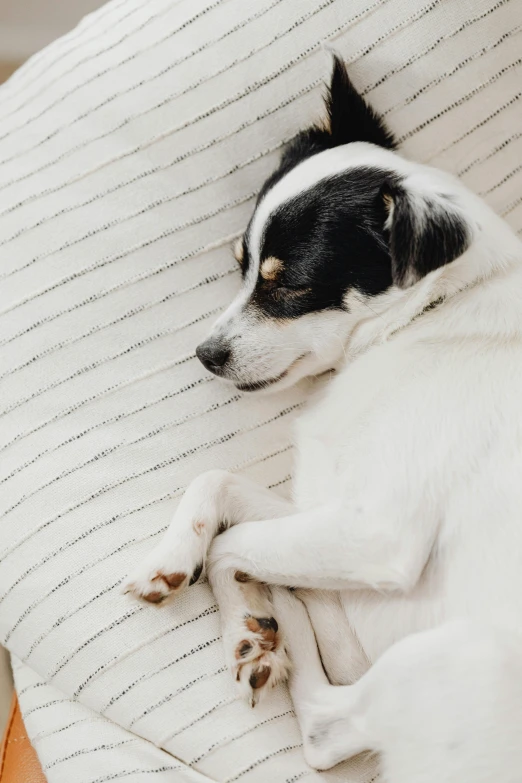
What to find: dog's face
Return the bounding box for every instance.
[197,57,470,392]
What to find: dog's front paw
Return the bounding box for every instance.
[226,613,291,706]
[122,546,204,606]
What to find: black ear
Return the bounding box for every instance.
[325,55,396,149]
[382,183,471,288]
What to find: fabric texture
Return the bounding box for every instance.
[0,0,521,779]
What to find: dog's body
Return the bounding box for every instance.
[124,58,522,780]
[293,223,522,664]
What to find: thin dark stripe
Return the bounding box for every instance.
[10,580,121,650]
[0,363,209,479]
[0,0,233,145]
[0,0,286,186]
[502,194,522,216]
[363,0,512,94]
[0,90,286,255]
[16,681,46,697]
[268,475,292,489]
[48,608,145,679]
[0,0,339,190]
[0,133,281,277]
[1,392,241,520]
[480,161,522,195]
[100,637,221,709]
[1,410,297,600]
[44,740,136,770]
[227,743,303,781]
[129,665,227,727]
[286,772,313,783]
[0,190,256,316]
[1,306,221,417]
[17,531,161,655]
[0,231,238,347]
[0,267,235,379]
[87,766,183,782]
[398,59,522,141]
[30,716,106,743]
[0,0,387,209]
[23,699,63,718]
[159,697,235,742]
[1,0,504,233]
[74,607,220,696]
[382,26,520,118]
[0,0,136,112]
[427,91,521,161]
[191,710,293,764]
[10,444,291,643]
[457,130,522,175]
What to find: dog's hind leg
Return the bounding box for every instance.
[271,588,372,771]
[295,589,370,685]
[274,613,522,782]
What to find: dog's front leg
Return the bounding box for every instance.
[123,470,296,704]
[122,469,294,604]
[208,502,435,703]
[209,502,431,592]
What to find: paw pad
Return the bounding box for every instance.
[236,641,253,659]
[245,616,278,650]
[141,591,167,605]
[249,665,271,690]
[154,571,187,589]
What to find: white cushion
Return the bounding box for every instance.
[1,0,520,780]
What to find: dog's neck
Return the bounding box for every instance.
[344,200,522,361]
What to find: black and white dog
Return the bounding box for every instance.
[124,58,522,781]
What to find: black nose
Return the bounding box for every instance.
[196,338,231,373]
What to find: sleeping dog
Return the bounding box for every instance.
[124,58,522,781]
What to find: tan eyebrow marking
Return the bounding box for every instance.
[233,237,244,264]
[260,256,283,280]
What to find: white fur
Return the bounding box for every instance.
[124,144,522,781]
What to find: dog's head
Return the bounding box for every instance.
[196,57,471,392]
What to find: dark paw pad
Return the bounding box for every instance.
[154,571,187,589]
[257,616,278,632]
[249,665,271,690]
[142,591,167,605]
[236,640,253,659]
[245,616,278,650]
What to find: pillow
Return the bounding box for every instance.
[1,0,520,780]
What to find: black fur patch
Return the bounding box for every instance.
[383,183,471,288]
[257,56,396,203]
[251,167,397,319]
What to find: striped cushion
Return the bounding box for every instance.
[1,0,520,780]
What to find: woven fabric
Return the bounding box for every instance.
[1,0,521,779]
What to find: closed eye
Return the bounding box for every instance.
[273,285,312,300]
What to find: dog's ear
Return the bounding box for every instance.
[279,56,395,172]
[382,182,471,288]
[325,55,396,149]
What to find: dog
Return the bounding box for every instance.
[124,57,522,781]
